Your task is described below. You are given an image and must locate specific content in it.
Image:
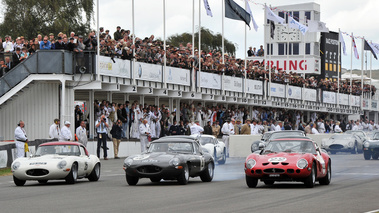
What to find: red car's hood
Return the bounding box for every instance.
[255,152,308,163]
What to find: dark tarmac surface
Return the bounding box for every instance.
[1,154,379,213]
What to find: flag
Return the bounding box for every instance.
[225,0,250,27]
[288,16,308,35]
[364,39,378,60]
[307,20,329,33]
[203,0,213,17]
[265,5,284,24]
[370,42,379,54]
[352,36,359,59]
[245,0,258,31]
[339,32,347,56]
[270,21,275,39]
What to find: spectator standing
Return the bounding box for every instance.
[203,121,212,135]
[169,120,181,135]
[96,115,109,160]
[74,105,83,130]
[40,36,51,50]
[334,121,343,133]
[190,120,204,135]
[55,37,65,50]
[76,121,88,146]
[114,26,122,41]
[110,119,123,159]
[12,48,21,68]
[14,120,28,158]
[212,121,220,138]
[275,121,282,131]
[240,119,251,135]
[139,119,151,152]
[122,101,130,139]
[234,119,242,135]
[221,119,231,157]
[61,121,73,141]
[311,123,319,134]
[49,118,62,140]
[3,35,14,52]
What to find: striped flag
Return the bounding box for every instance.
[352,36,359,59]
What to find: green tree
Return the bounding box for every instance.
[167,27,237,55]
[0,0,94,40]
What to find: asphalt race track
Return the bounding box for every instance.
[1,154,379,213]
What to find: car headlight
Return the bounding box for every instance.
[363,142,370,148]
[125,158,133,167]
[57,160,67,169]
[297,159,308,169]
[169,158,180,166]
[12,162,21,171]
[246,159,256,169]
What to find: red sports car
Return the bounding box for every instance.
[244,137,331,188]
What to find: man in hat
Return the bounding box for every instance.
[241,119,251,135]
[55,36,65,50]
[61,121,73,141]
[190,120,204,135]
[49,33,55,42]
[49,118,62,140]
[15,120,28,158]
[114,26,122,41]
[139,118,151,152]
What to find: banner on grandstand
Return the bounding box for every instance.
[197,72,222,90]
[246,79,263,95]
[372,100,378,110]
[99,56,131,78]
[166,67,190,86]
[362,99,369,109]
[303,88,317,102]
[135,62,163,82]
[338,93,349,105]
[265,56,320,74]
[223,76,243,92]
[270,83,285,98]
[350,95,360,107]
[287,85,302,100]
[322,91,336,104]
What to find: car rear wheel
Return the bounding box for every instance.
[218,148,226,165]
[177,164,189,185]
[364,150,372,160]
[65,163,78,184]
[150,177,161,183]
[88,163,101,181]
[126,174,139,185]
[13,175,26,186]
[38,180,48,184]
[304,162,316,188]
[246,175,258,188]
[200,162,214,182]
[263,180,275,185]
[319,161,331,185]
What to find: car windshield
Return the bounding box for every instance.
[262,133,272,140]
[330,135,353,140]
[270,131,305,140]
[199,137,213,145]
[148,142,193,153]
[345,131,365,138]
[263,140,316,154]
[35,145,80,156]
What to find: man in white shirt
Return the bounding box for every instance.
[76,121,88,146]
[275,122,282,131]
[352,121,360,131]
[221,119,231,157]
[15,120,28,158]
[96,115,109,159]
[139,119,151,152]
[362,120,369,132]
[311,123,319,134]
[49,118,62,140]
[369,120,374,131]
[190,120,204,135]
[250,120,259,135]
[317,119,325,133]
[61,121,73,141]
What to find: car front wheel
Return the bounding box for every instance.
[319,161,331,185]
[13,175,26,186]
[65,163,78,184]
[246,175,258,188]
[200,162,214,182]
[177,164,189,185]
[304,162,316,188]
[364,150,372,160]
[126,174,139,185]
[218,148,226,165]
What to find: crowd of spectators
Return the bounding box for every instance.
[1,26,376,96]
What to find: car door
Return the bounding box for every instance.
[77,146,90,177]
[313,143,326,176]
[189,142,205,175]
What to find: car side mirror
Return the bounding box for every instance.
[259,143,265,150]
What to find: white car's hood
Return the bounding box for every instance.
[16,155,69,164]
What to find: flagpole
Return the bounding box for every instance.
[163,0,167,88]
[96,0,100,82]
[370,41,372,110]
[198,0,201,92]
[222,0,225,94]
[244,1,247,98]
[350,33,353,95]
[361,37,364,109]
[264,4,269,100]
[132,0,136,85]
[192,0,195,92]
[337,28,341,107]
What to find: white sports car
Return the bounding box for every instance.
[11,142,101,186]
[194,135,226,164]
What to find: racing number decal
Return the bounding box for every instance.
[84,162,88,170]
[200,156,205,170]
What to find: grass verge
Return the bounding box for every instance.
[0,167,12,176]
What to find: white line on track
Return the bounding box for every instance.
[335,173,379,176]
[364,209,379,213]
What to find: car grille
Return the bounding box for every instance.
[137,166,162,174]
[262,162,289,166]
[263,168,285,174]
[329,144,344,149]
[26,169,49,176]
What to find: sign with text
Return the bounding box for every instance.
[197,72,222,90]
[246,79,263,95]
[270,83,286,98]
[166,67,190,86]
[338,93,349,105]
[303,88,317,102]
[287,85,302,100]
[223,76,243,92]
[99,56,131,78]
[135,62,162,82]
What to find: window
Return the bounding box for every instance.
[278,43,286,55]
[279,12,285,19]
[266,43,273,55]
[305,11,311,21]
[305,43,311,55]
[293,43,299,55]
[293,11,299,22]
[80,147,86,156]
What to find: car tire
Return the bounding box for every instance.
[263,180,275,185]
[319,161,331,185]
[200,162,214,182]
[150,177,161,183]
[304,162,316,188]
[218,148,226,165]
[65,163,78,184]
[88,163,101,181]
[351,144,358,154]
[364,150,372,160]
[126,174,139,185]
[372,153,379,160]
[38,180,48,184]
[177,164,189,185]
[13,175,26,186]
[246,175,258,188]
